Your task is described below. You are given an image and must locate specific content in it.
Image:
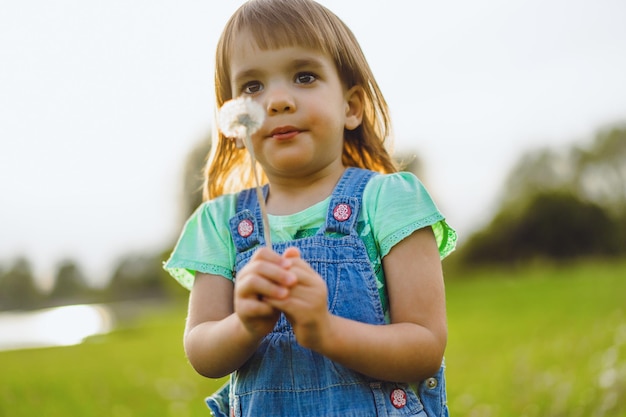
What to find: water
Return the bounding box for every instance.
[0,304,114,352]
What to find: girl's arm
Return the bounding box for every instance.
[269,226,447,382]
[184,249,297,378]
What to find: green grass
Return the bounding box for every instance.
[1,259,625,416]
[445,259,626,417]
[0,303,226,417]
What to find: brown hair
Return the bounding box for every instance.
[204,0,397,200]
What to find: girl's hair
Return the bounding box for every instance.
[204,0,397,200]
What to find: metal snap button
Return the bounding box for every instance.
[237,219,254,238]
[425,377,438,389]
[390,388,407,409]
[332,203,351,222]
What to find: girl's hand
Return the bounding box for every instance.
[234,247,297,339]
[267,247,331,350]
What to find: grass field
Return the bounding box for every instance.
[445,260,626,417]
[1,259,624,416]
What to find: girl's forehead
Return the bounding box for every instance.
[227,20,340,60]
[229,29,325,56]
[228,31,264,55]
[228,31,334,71]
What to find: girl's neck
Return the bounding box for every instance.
[264,164,346,216]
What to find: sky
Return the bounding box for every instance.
[1,0,626,287]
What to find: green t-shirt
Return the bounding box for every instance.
[165,172,456,317]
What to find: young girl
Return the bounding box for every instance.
[165,0,457,416]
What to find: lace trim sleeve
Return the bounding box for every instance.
[379,213,457,259]
[163,260,233,291]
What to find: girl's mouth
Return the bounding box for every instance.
[270,126,300,140]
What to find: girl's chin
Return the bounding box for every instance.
[266,159,314,174]
[261,149,314,170]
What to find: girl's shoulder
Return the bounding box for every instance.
[364,170,429,201]
[363,171,457,259]
[192,192,240,221]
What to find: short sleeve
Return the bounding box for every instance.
[163,194,239,290]
[364,172,457,259]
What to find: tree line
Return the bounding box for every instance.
[0,250,187,312]
[457,124,626,265]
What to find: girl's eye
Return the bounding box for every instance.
[242,81,263,94]
[295,72,317,85]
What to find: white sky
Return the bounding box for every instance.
[1,0,626,286]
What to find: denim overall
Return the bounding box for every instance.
[207,168,449,417]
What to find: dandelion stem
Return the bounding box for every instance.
[244,134,272,249]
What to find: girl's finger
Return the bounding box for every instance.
[237,273,290,300]
[282,246,301,260]
[253,247,293,269]
[238,258,296,287]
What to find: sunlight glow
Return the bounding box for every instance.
[0,304,114,351]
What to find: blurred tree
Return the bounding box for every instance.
[49,259,89,303]
[108,253,168,300]
[514,193,620,259]
[462,192,620,264]
[460,124,626,265]
[500,147,576,212]
[0,257,42,311]
[499,125,626,215]
[574,127,626,217]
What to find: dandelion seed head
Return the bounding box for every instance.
[218,97,265,142]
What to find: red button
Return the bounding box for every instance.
[332,203,351,222]
[237,219,254,237]
[390,388,407,409]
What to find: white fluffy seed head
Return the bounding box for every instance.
[218,97,265,143]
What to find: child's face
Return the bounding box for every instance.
[228,32,363,178]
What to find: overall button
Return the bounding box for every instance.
[332,203,352,221]
[237,219,254,238]
[390,388,407,409]
[425,377,438,389]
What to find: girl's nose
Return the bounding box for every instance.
[266,89,296,115]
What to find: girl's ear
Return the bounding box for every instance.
[344,85,365,131]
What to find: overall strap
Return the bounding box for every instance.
[230,185,270,253]
[322,167,377,236]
